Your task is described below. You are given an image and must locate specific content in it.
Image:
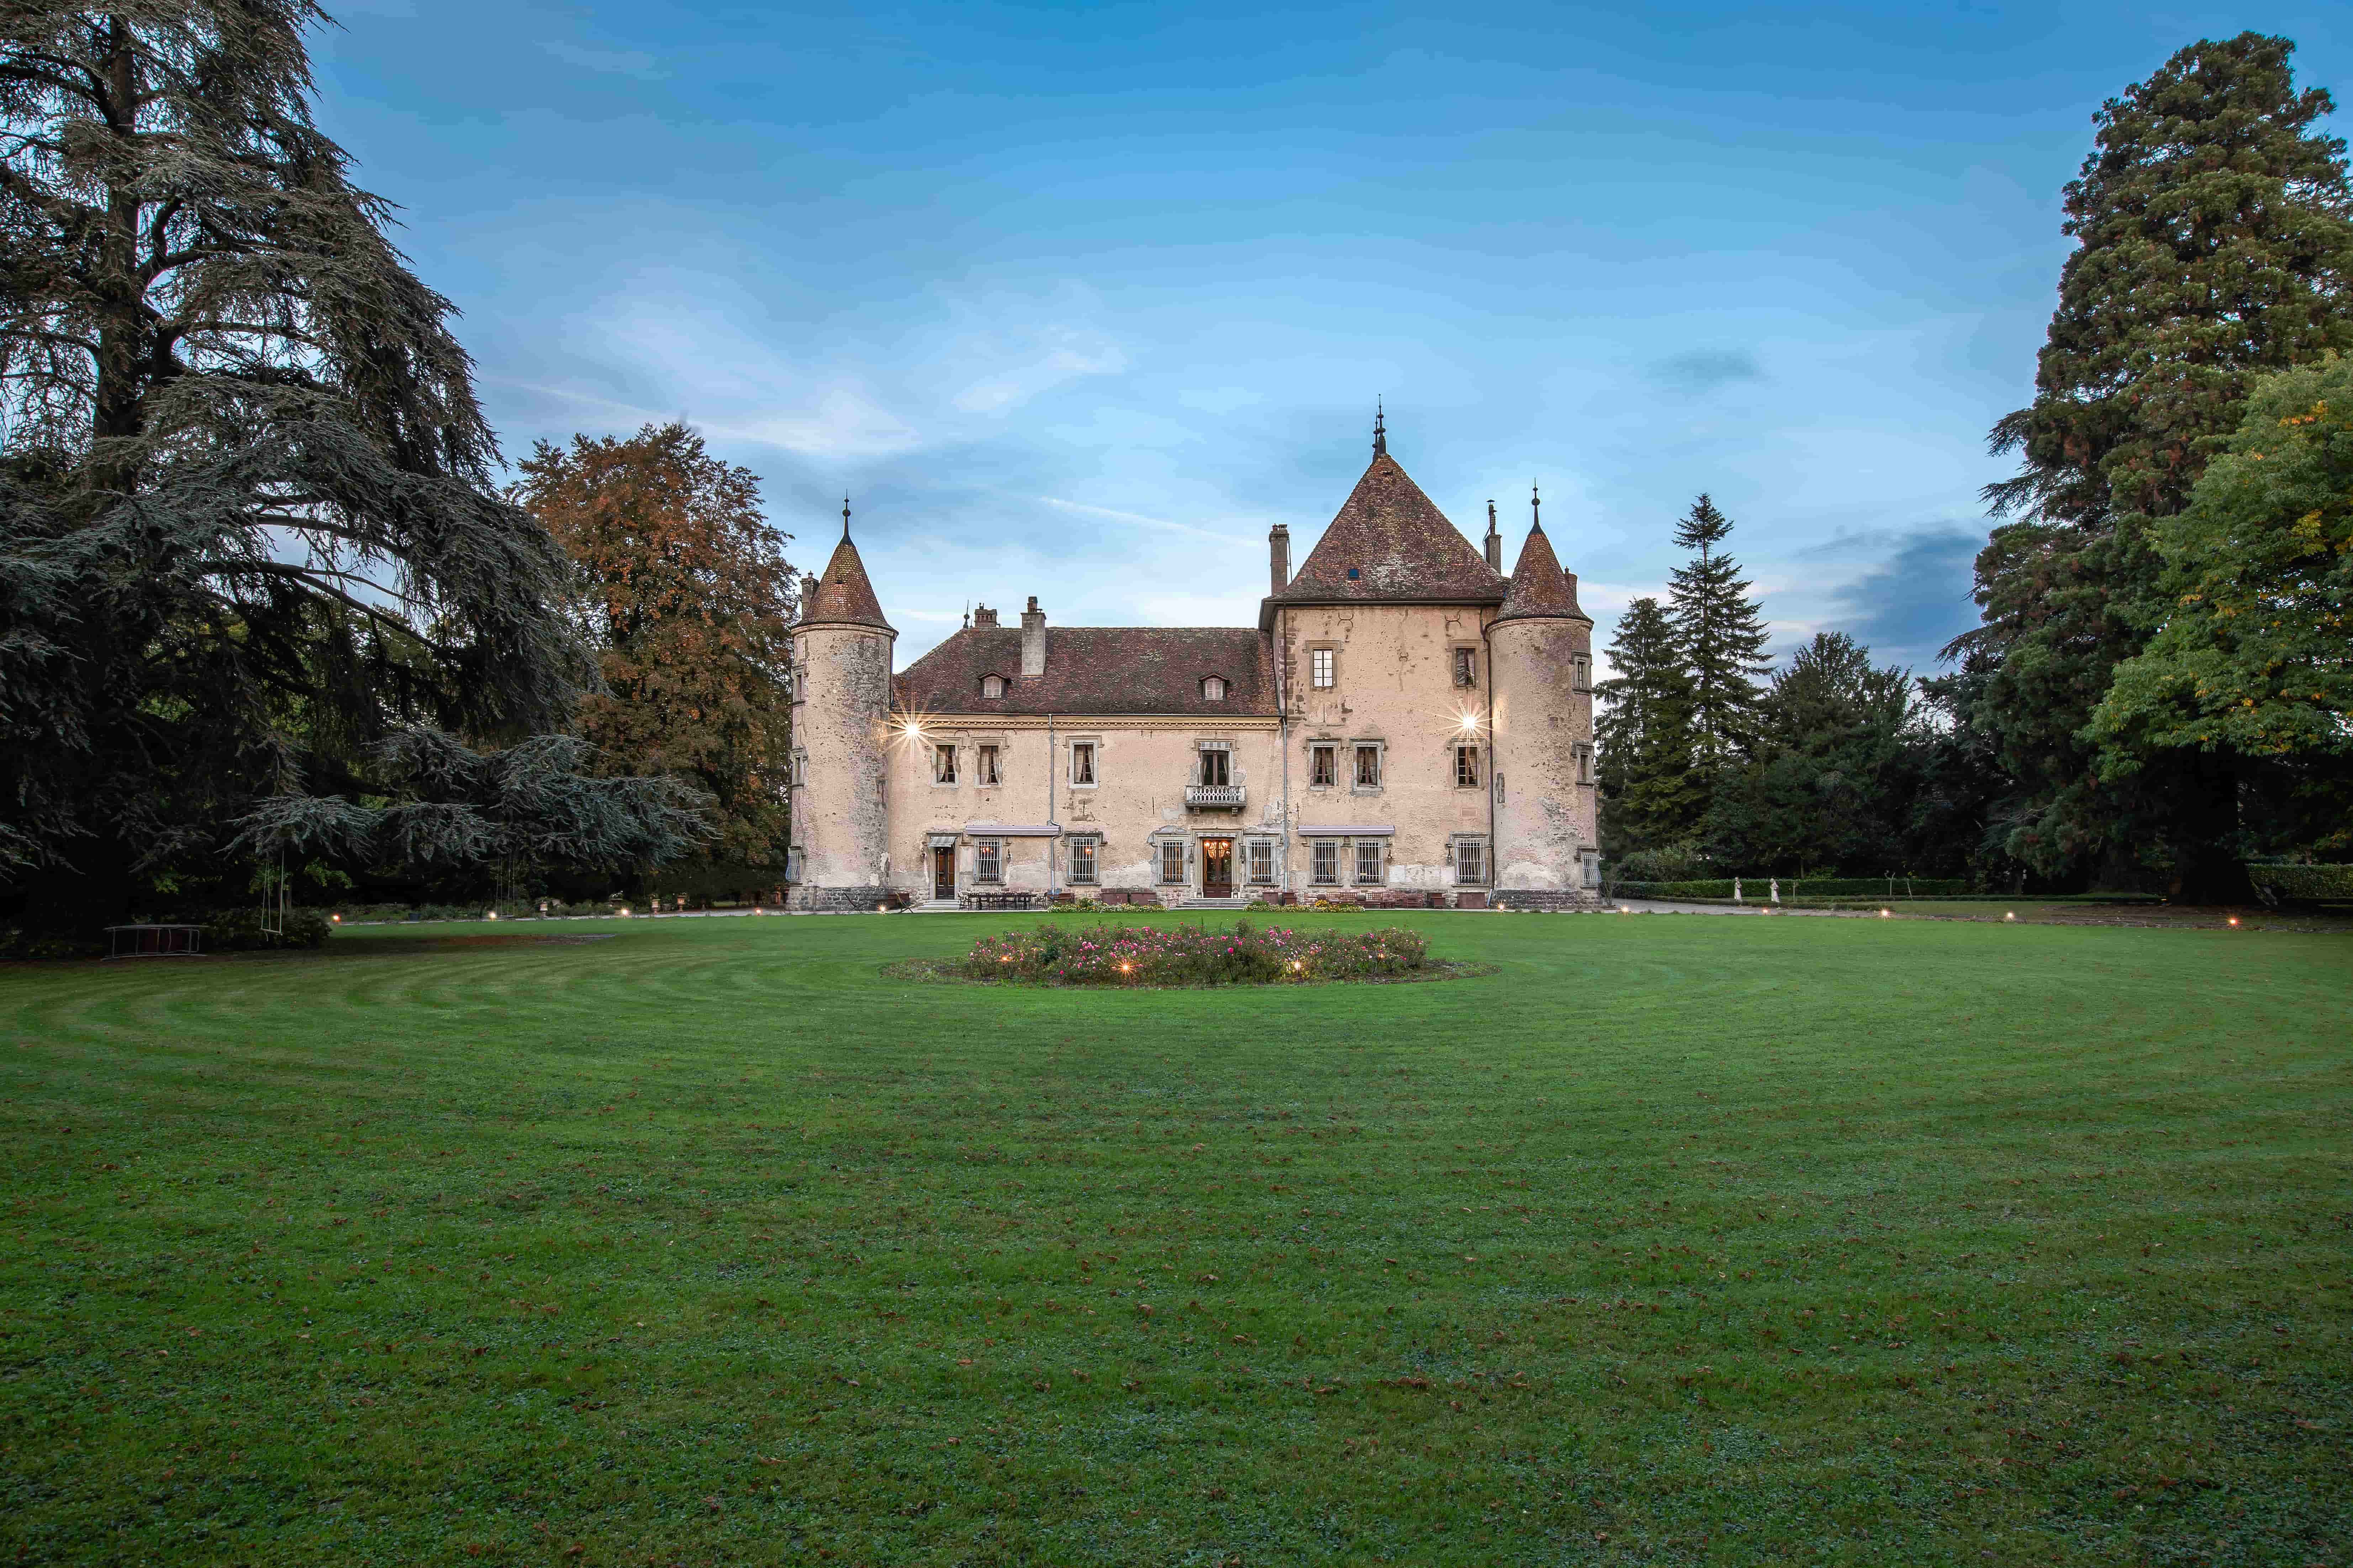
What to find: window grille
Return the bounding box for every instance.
[1068,839,1099,885]
[933,744,957,784]
[1455,745,1480,788]
[977,744,1000,785]
[1247,841,1275,884]
[1198,747,1230,786]
[1202,676,1226,701]
[974,841,1002,883]
[1310,648,1335,689]
[1309,744,1336,788]
[1071,742,1096,785]
[982,674,1006,698]
[1354,841,1384,885]
[1454,840,1486,885]
[1310,840,1339,884]
[1158,840,1186,884]
[1452,648,1476,687]
[1354,744,1381,788]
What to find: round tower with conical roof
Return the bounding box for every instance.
[1487,492,1598,904]
[788,504,896,910]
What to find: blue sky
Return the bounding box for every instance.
[310,0,2347,673]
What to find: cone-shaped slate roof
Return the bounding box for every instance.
[802,531,892,630]
[1494,522,1589,624]
[1266,453,1507,608]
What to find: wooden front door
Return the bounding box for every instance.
[1201,837,1234,899]
[933,847,956,900]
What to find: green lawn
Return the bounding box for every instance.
[2,912,2347,1567]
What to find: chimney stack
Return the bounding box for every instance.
[798,572,819,618]
[1020,595,1047,677]
[1484,500,1502,572]
[1269,524,1290,594]
[972,604,998,629]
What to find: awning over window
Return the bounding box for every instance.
[927,833,959,848]
[1297,825,1394,837]
[963,822,1062,837]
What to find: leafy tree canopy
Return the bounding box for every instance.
[516,424,797,869]
[2092,354,2353,850]
[0,2,692,920]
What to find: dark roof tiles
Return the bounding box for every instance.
[894,625,1273,716]
[802,533,892,629]
[1494,522,1589,623]
[1267,453,1507,606]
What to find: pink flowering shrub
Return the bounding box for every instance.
[961,920,1430,986]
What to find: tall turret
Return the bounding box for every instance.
[1487,490,1597,902]
[788,503,896,910]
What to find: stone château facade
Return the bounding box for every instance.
[787,427,1600,910]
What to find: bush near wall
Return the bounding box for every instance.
[2247,864,2353,904]
[1613,878,1972,900]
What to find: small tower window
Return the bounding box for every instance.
[981,674,1006,699]
[1570,655,1592,693]
[1452,648,1476,687]
[1201,676,1226,701]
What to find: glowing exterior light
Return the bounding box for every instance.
[2004,911,2015,921]
[487,910,497,920]
[2228,916,2240,927]
[619,906,630,917]
[1879,909,1891,918]
[330,913,341,923]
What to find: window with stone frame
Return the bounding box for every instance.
[977,744,1001,785]
[1452,647,1476,687]
[1354,839,1384,885]
[790,751,807,788]
[1246,839,1276,884]
[1570,655,1592,693]
[1310,839,1339,884]
[1308,742,1337,788]
[932,743,957,784]
[1455,745,1480,788]
[1197,745,1230,786]
[1353,742,1382,789]
[974,840,1002,883]
[1574,742,1594,784]
[1310,647,1335,689]
[1070,741,1097,786]
[1067,837,1099,885]
[1157,839,1187,884]
[1453,839,1487,885]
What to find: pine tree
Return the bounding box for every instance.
[1666,494,1771,779]
[0,2,695,923]
[518,424,799,871]
[1956,32,2353,897]
[1595,596,1704,854]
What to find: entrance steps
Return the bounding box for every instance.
[1181,896,1254,910]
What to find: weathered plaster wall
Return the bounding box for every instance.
[788,624,893,905]
[1488,615,1597,891]
[1273,603,1496,892]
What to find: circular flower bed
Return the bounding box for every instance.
[907,920,1465,987]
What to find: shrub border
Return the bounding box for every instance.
[881,957,1499,990]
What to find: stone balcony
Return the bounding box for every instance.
[1184,783,1246,810]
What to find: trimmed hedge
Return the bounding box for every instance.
[1613,877,1970,900]
[2248,864,2353,904]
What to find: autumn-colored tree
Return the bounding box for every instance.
[516,424,798,870]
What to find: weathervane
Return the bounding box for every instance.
[1372,399,1387,457]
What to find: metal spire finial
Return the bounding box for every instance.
[1531,480,1541,528]
[1372,399,1387,457]
[842,496,852,538]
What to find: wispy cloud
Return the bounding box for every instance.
[542,40,663,78]
[1038,495,1257,546]
[1650,348,1765,395]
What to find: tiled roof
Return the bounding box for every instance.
[893,625,1274,716]
[1267,453,1508,607]
[802,533,892,629]
[1494,522,1589,623]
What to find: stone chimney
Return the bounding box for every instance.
[798,572,819,618]
[1020,595,1047,677]
[972,604,998,629]
[1483,500,1502,573]
[1269,524,1290,594]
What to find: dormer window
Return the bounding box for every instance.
[1201,676,1226,702]
[981,674,1006,699]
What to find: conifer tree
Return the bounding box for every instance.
[1665,494,1771,779]
[1955,33,2353,896]
[0,2,698,922]
[1595,596,1704,853]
